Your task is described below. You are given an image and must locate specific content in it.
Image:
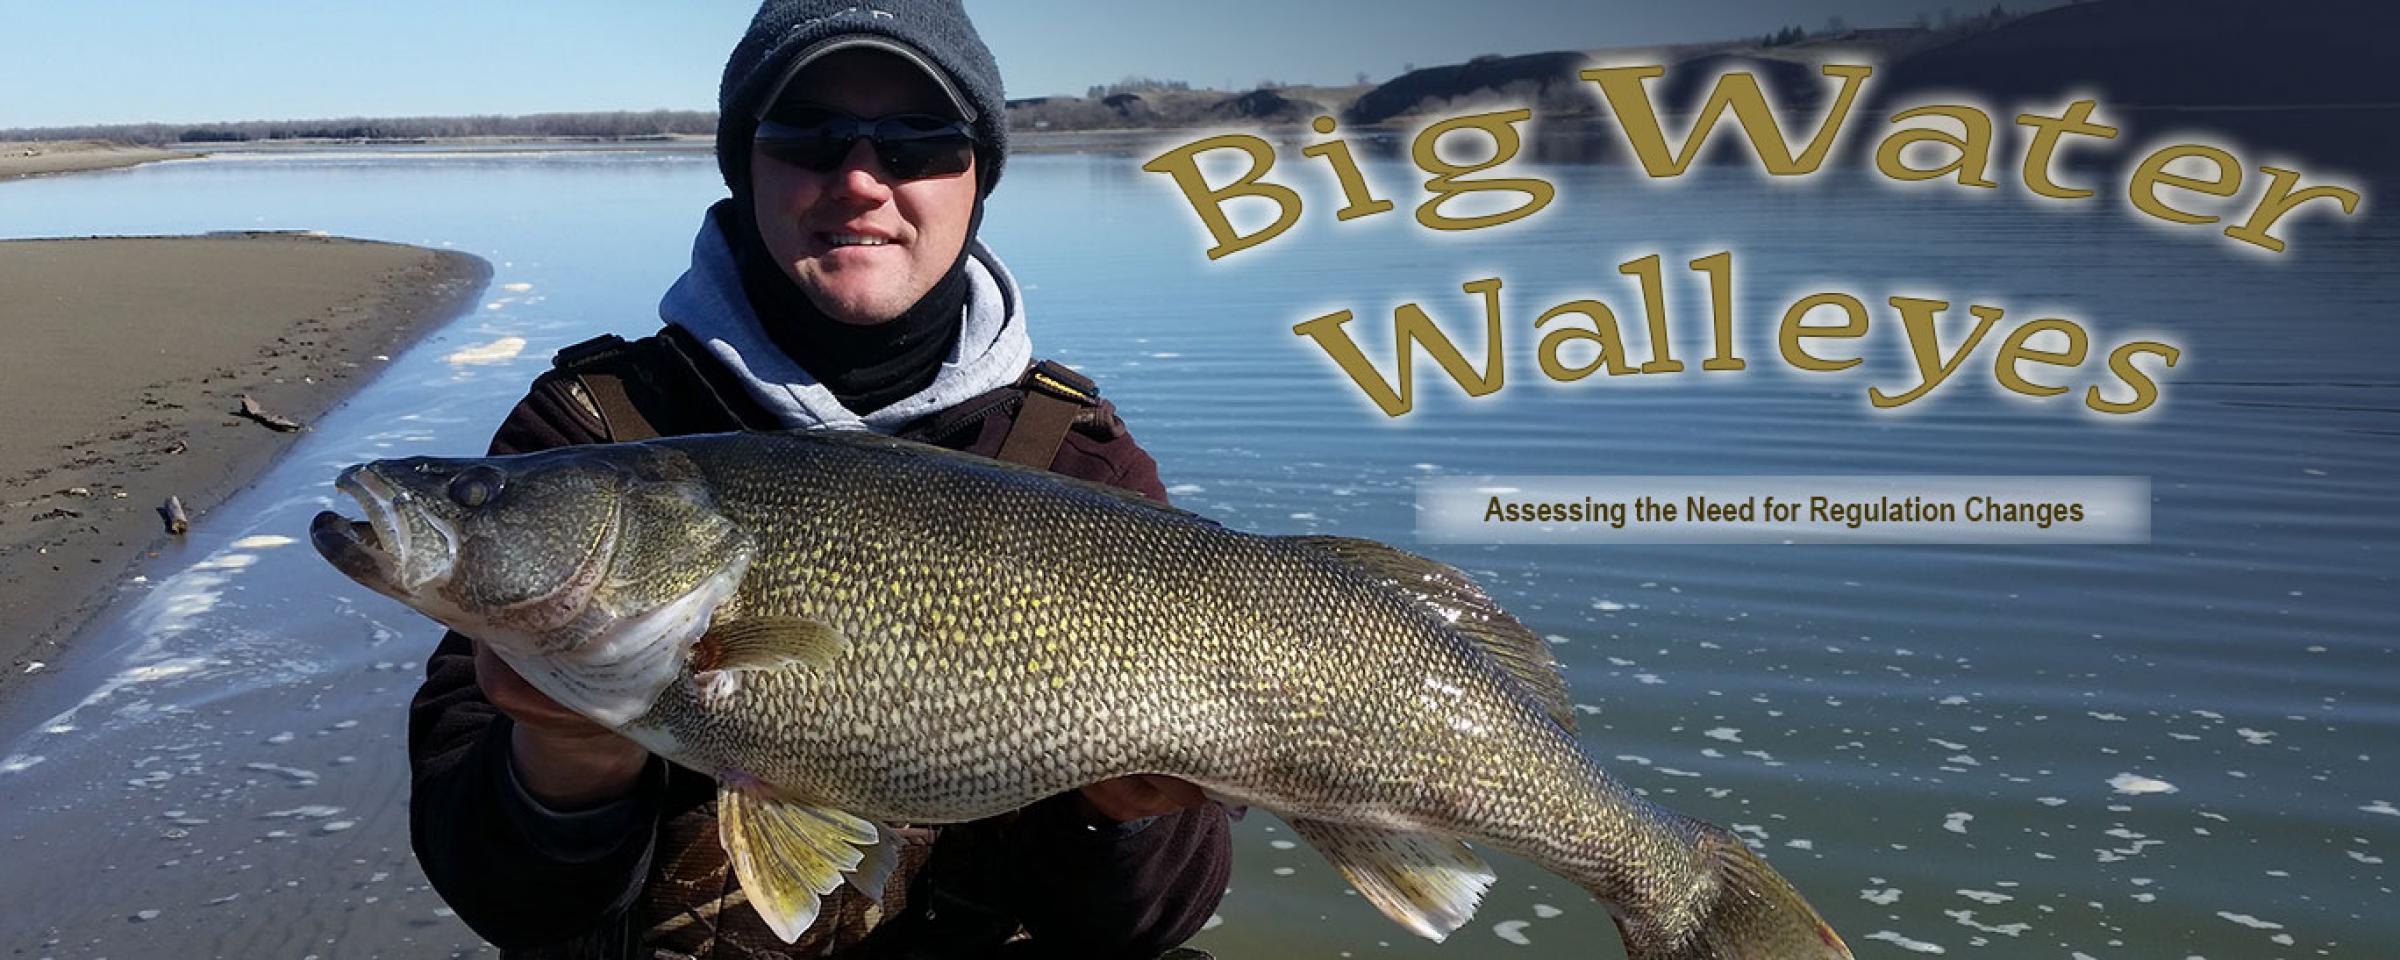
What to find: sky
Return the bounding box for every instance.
[0,0,2047,130]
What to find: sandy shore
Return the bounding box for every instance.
[0,140,188,180]
[0,234,489,695]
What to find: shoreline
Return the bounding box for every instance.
[0,140,189,180]
[0,234,490,699]
[16,97,2391,174]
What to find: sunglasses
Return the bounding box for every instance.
[754,108,977,180]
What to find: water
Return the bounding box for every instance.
[2,146,2396,958]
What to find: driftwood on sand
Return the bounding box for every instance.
[160,496,189,536]
[234,395,303,432]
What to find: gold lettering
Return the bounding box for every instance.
[1300,115,1397,222]
[2086,340,2180,414]
[2128,144,2241,225]
[1412,109,1555,230]
[1140,134,1303,260]
[1618,254,1682,373]
[2016,100,2119,200]
[1870,297,2004,408]
[1290,279,1507,417]
[1776,292,1869,372]
[1874,104,1998,187]
[2223,165,2362,253]
[1992,318,2089,399]
[1689,251,1746,370]
[1535,300,1638,381]
[1579,63,1873,176]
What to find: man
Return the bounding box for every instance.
[407,3,1232,957]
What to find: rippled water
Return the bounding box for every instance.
[2,147,2395,958]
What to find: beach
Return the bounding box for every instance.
[0,140,187,180]
[0,233,489,697]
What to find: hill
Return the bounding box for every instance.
[1875,0,2399,107]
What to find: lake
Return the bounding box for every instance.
[1,143,2394,958]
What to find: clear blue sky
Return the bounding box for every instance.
[1,0,2041,129]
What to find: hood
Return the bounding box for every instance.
[659,204,1033,433]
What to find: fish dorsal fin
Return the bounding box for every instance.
[1288,818,1495,942]
[717,778,884,943]
[1286,535,1576,732]
[704,617,850,672]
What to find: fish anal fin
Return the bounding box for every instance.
[701,617,849,673]
[844,825,900,902]
[716,778,880,943]
[1288,817,1495,942]
[1285,535,1577,732]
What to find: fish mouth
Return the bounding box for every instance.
[311,465,446,595]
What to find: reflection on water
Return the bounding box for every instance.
[1,146,2395,958]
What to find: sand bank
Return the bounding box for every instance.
[0,140,188,180]
[0,234,489,693]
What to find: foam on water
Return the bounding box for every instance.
[1865,930,1945,953]
[2218,911,2284,930]
[2109,773,2179,796]
[445,336,527,366]
[136,551,259,640]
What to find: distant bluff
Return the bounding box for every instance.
[1006,0,2399,136]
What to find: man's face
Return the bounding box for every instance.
[750,49,979,326]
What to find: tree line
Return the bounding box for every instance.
[2,109,716,146]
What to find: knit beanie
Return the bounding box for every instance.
[716,0,1010,198]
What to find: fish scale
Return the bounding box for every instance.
[314,429,1850,958]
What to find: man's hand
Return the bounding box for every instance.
[474,641,651,810]
[1076,774,1211,824]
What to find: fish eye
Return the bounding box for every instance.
[448,467,504,509]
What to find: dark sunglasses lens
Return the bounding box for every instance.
[754,117,854,171]
[755,114,973,179]
[757,136,851,171]
[877,134,975,179]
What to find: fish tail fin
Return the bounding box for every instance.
[1608,821,1851,960]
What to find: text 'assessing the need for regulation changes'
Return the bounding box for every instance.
[1420,476,2150,544]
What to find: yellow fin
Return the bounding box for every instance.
[707,617,849,672]
[717,781,880,943]
[1287,817,1495,942]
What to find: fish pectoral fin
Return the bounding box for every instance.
[1288,817,1495,942]
[717,780,880,943]
[705,617,850,672]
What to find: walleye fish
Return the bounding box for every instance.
[312,429,1849,959]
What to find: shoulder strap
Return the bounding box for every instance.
[548,330,756,442]
[994,360,1101,469]
[547,334,656,442]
